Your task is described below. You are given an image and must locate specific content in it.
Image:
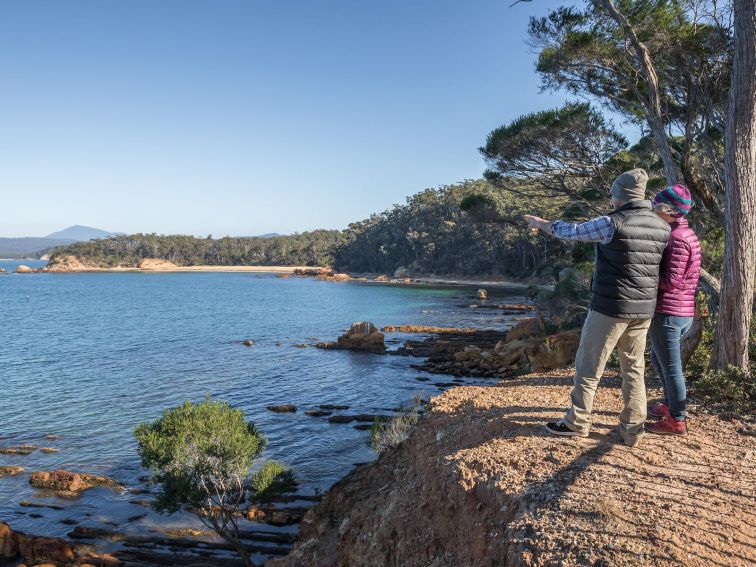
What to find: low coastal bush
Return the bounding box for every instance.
[369,398,423,454]
[687,314,756,418]
[692,365,756,417]
[134,398,293,567]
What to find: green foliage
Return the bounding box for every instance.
[250,461,296,503]
[698,224,725,277]
[692,366,755,417]
[480,102,627,212]
[529,1,732,219]
[50,230,346,268]
[334,179,566,279]
[134,398,292,566]
[552,270,582,301]
[134,398,267,514]
[369,399,422,454]
[686,308,716,377]
[687,311,755,416]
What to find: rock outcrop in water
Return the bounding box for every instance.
[267,404,297,413]
[315,322,386,353]
[0,522,75,565]
[268,369,756,567]
[29,469,124,495]
[15,265,35,273]
[44,255,95,272]
[0,466,24,478]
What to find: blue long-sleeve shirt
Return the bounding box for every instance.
[551,216,615,244]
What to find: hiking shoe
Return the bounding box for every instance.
[648,402,670,419]
[647,416,687,436]
[544,420,588,438]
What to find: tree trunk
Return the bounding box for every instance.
[713,0,756,370]
[596,0,682,185]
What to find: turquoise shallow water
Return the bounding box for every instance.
[0,264,527,558]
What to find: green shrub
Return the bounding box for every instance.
[134,398,292,567]
[369,399,423,454]
[692,365,755,417]
[686,311,756,418]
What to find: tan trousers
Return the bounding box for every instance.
[563,310,652,442]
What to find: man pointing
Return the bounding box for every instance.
[525,168,670,446]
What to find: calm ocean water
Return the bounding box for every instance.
[0,262,527,558]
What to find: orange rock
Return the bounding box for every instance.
[43,255,94,272]
[0,466,24,477]
[525,330,580,371]
[0,522,20,558]
[18,534,74,565]
[382,325,478,334]
[29,469,123,493]
[507,316,545,341]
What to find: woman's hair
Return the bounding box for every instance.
[653,202,681,217]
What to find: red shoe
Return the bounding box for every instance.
[647,416,687,436]
[648,402,670,419]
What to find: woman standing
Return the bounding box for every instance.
[647,184,701,435]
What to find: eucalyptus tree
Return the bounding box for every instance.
[714,0,756,369]
[528,0,732,218]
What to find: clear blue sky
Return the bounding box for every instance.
[0,0,623,238]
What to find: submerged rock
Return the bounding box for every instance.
[319,404,349,410]
[0,466,24,478]
[319,272,352,282]
[0,447,34,456]
[266,404,297,413]
[242,339,255,346]
[327,415,355,424]
[304,409,332,417]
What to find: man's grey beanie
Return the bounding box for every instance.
[610,168,648,202]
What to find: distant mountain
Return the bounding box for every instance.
[45,225,119,241]
[0,225,120,258]
[0,237,77,258]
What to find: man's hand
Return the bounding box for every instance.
[524,214,552,235]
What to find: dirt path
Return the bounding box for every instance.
[270,369,756,567]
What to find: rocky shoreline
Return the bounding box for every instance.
[10,257,552,292]
[0,280,581,567]
[1,307,552,566]
[7,313,752,566]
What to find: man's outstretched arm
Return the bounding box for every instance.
[524,215,615,244]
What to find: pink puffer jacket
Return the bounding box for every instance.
[655,217,701,317]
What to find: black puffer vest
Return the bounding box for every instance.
[590,200,671,319]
